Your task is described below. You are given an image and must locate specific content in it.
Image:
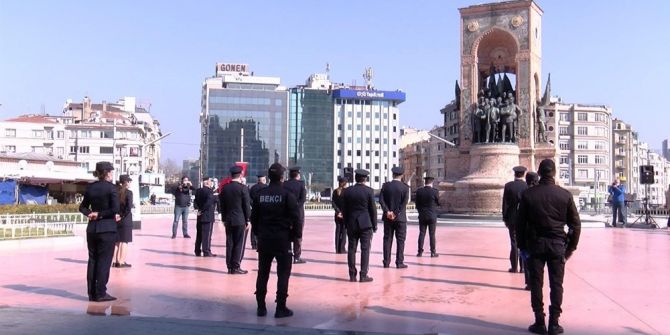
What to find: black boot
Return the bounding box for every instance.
[548,313,564,335]
[274,295,293,318]
[528,312,547,334]
[255,292,267,317]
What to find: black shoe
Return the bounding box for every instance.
[203,254,217,257]
[396,264,408,269]
[195,253,201,257]
[229,268,248,274]
[548,323,564,335]
[430,252,439,258]
[94,294,117,302]
[349,276,357,282]
[171,235,176,239]
[120,263,132,268]
[524,285,531,291]
[528,322,548,334]
[416,252,422,257]
[112,262,120,268]
[611,223,616,228]
[383,263,390,268]
[508,268,518,273]
[359,276,374,283]
[274,306,294,318]
[293,258,306,264]
[184,235,191,238]
[257,306,267,317]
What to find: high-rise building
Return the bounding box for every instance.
[200,63,288,183]
[662,139,670,161]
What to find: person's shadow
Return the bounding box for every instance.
[2,284,88,301]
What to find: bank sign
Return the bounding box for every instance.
[216,63,250,76]
[333,89,406,102]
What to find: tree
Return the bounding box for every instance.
[160,158,181,181]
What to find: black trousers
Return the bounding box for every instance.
[335,216,347,253]
[527,238,567,316]
[256,240,292,301]
[506,224,521,271]
[383,221,406,266]
[87,232,117,299]
[417,218,437,254]
[195,221,212,255]
[292,213,304,259]
[347,228,372,278]
[225,224,246,270]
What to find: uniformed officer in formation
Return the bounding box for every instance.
[251,163,299,318]
[379,166,410,269]
[517,159,581,335]
[248,174,268,250]
[415,176,440,258]
[220,166,251,274]
[283,166,307,264]
[502,166,528,273]
[79,161,119,302]
[342,169,377,282]
[194,176,217,257]
[331,176,348,254]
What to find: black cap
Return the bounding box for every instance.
[355,169,369,177]
[538,159,556,177]
[202,176,211,181]
[289,166,301,173]
[391,166,404,175]
[424,176,435,182]
[119,174,132,183]
[256,174,266,178]
[525,171,539,185]
[513,166,527,173]
[337,176,348,183]
[95,161,114,171]
[230,165,243,175]
[268,163,285,177]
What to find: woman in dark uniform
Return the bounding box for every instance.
[79,161,119,302]
[331,176,348,254]
[113,174,133,268]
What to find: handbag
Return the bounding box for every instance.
[606,194,613,203]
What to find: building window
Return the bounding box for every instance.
[374,176,380,182]
[393,113,397,120]
[69,146,77,154]
[559,141,570,151]
[392,139,396,145]
[79,146,90,154]
[577,169,588,179]
[383,138,388,144]
[375,151,379,156]
[577,113,588,121]
[577,141,588,150]
[596,127,606,136]
[5,129,16,137]
[337,150,341,156]
[337,137,342,144]
[577,127,588,135]
[356,150,361,156]
[559,113,570,122]
[559,127,569,135]
[393,151,397,158]
[577,155,588,164]
[365,163,370,169]
[365,150,370,156]
[356,112,362,118]
[595,156,606,165]
[101,130,114,138]
[595,113,606,122]
[375,163,380,169]
[383,151,388,157]
[347,137,352,144]
[100,146,114,154]
[57,130,64,139]
[595,141,605,150]
[32,130,44,138]
[356,138,361,144]
[347,150,352,156]
[348,124,353,131]
[560,156,569,165]
[356,125,361,131]
[56,147,64,156]
[4,145,16,153]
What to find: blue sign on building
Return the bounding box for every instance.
[333,89,406,102]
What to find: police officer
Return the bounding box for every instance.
[220,166,251,274]
[415,176,440,258]
[379,166,410,268]
[517,159,581,335]
[79,161,119,302]
[342,169,377,282]
[520,171,540,290]
[194,176,217,257]
[502,166,528,273]
[283,166,307,264]
[331,176,348,254]
[248,174,268,250]
[251,163,299,318]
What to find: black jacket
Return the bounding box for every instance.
[332,188,345,216]
[342,183,377,232]
[173,184,193,207]
[194,187,217,223]
[283,179,306,205]
[251,182,300,242]
[79,180,119,234]
[219,181,251,227]
[502,179,528,225]
[379,180,409,223]
[516,177,581,254]
[249,183,268,204]
[119,189,133,227]
[415,186,440,221]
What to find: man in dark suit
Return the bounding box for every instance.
[194,176,217,257]
[415,176,440,257]
[220,166,251,274]
[342,169,377,283]
[379,166,410,268]
[283,166,307,264]
[248,174,268,250]
[502,166,528,273]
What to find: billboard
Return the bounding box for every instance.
[332,89,406,102]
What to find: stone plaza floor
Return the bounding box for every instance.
[0,213,668,335]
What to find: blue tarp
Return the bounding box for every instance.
[18,184,48,205]
[0,180,17,205]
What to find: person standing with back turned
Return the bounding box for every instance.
[194,176,217,257]
[220,165,251,274]
[517,159,581,335]
[502,166,528,273]
[283,166,307,264]
[379,166,409,269]
[415,176,440,258]
[342,169,377,282]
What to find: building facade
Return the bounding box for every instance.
[399,127,430,193]
[200,63,288,184]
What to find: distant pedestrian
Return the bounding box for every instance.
[415,176,440,258]
[283,166,307,264]
[79,161,119,302]
[379,166,410,269]
[331,176,348,254]
[517,159,581,335]
[194,176,217,257]
[113,174,134,268]
[248,174,268,249]
[608,178,626,227]
[502,166,528,273]
[172,176,193,238]
[220,166,252,274]
[342,169,377,282]
[150,193,156,205]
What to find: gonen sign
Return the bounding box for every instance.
[216,63,250,76]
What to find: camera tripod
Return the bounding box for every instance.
[631,197,659,229]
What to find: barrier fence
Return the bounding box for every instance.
[0,213,81,240]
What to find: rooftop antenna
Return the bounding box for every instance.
[325,63,331,80]
[363,67,374,89]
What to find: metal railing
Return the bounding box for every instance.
[0,213,80,240]
[140,203,417,215]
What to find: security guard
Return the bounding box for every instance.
[283,166,307,264]
[331,176,348,254]
[342,169,377,282]
[502,166,528,273]
[194,176,217,257]
[79,161,119,302]
[248,174,268,250]
[517,159,581,335]
[379,166,410,268]
[251,163,299,318]
[415,176,440,257]
[220,166,251,274]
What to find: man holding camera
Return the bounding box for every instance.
[172,176,193,239]
[608,178,627,227]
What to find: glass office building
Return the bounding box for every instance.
[200,65,288,183]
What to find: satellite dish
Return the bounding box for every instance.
[18,160,28,170]
[46,161,54,171]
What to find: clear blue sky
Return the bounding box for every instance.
[1,0,668,162]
